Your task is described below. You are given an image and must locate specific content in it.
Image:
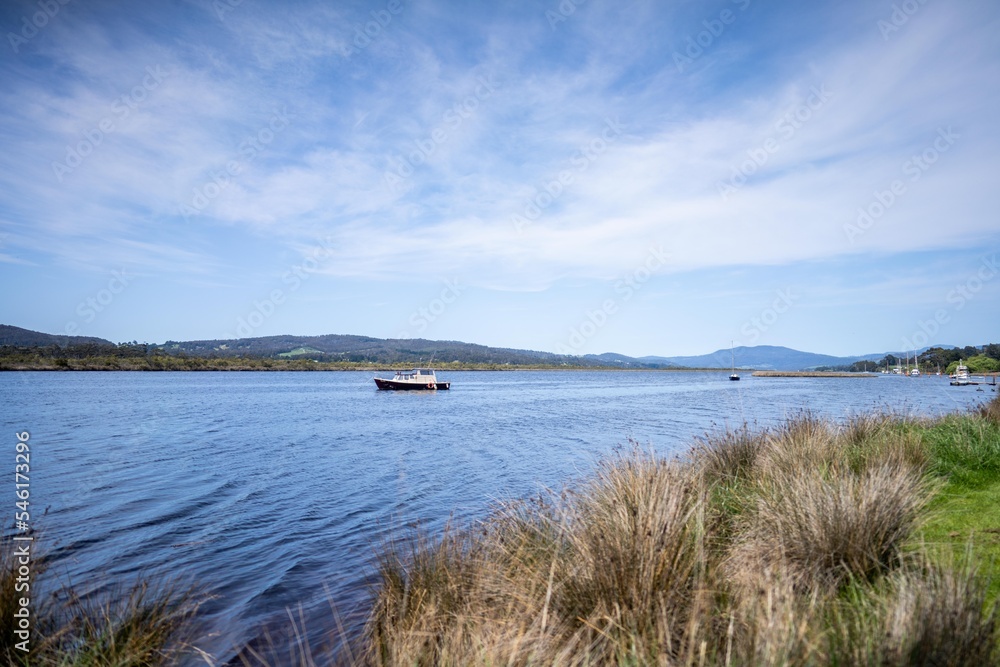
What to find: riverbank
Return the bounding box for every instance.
[0,356,724,372]
[361,396,1000,665]
[752,370,881,377]
[4,397,998,665]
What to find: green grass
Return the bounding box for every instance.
[900,409,1000,603]
[277,346,324,358]
[922,482,1000,601]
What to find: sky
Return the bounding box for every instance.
[0,0,997,358]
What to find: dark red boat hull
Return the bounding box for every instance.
[374,378,450,390]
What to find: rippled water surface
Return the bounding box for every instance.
[1,370,991,661]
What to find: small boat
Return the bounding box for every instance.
[374,368,450,391]
[729,342,740,381]
[949,362,976,386]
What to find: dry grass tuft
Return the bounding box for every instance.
[556,452,711,661]
[881,561,998,666]
[362,448,719,665]
[727,566,826,666]
[841,424,929,476]
[365,527,485,665]
[693,426,762,484]
[34,578,204,666]
[728,463,930,593]
[977,393,1000,427]
[831,553,999,667]
[758,412,839,475]
[1,532,205,667]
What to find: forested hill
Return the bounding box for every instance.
[0,324,113,348]
[156,334,673,367]
[2,325,995,372]
[0,326,673,368]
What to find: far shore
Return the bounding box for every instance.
[752,370,883,378]
[0,359,745,372]
[6,356,981,376]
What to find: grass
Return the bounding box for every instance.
[36,580,203,666]
[906,406,1000,602]
[0,535,204,666]
[361,397,1000,665]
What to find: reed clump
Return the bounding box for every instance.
[0,534,204,667]
[34,579,203,666]
[363,397,1000,666]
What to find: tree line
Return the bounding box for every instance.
[838,344,1000,373]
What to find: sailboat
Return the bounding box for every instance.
[729,342,740,381]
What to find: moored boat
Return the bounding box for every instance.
[374,368,450,390]
[949,362,975,386]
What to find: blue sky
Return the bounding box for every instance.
[0,0,997,357]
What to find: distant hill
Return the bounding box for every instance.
[0,324,113,348]
[0,324,971,371]
[641,345,957,371]
[155,334,674,367]
[640,346,849,371]
[581,352,681,368]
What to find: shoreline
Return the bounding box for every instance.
[751,370,883,378]
[0,361,750,372]
[0,364,904,375]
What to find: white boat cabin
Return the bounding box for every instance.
[390,368,438,382]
